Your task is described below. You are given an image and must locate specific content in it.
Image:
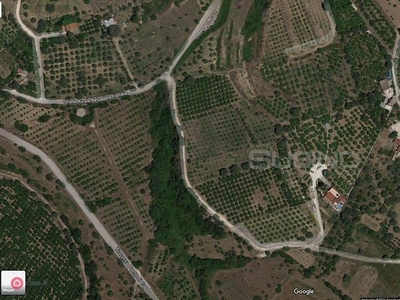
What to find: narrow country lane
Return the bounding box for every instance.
[4,0,400,269]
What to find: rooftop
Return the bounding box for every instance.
[103,17,117,28]
[324,187,347,211]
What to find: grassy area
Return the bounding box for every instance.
[241,0,271,39]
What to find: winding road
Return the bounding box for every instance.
[3,3,400,298]
[14,0,65,99]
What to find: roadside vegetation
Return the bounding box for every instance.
[0,9,35,96]
[241,0,271,61]
[147,83,252,299]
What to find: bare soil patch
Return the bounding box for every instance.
[361,213,384,232]
[187,234,255,260]
[375,0,400,27]
[287,249,315,268]
[210,256,289,300]
[272,273,340,300]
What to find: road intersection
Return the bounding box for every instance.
[3,2,400,298]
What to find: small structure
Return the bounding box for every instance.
[387,97,397,106]
[379,78,394,99]
[17,69,28,77]
[76,108,86,117]
[103,17,117,28]
[324,187,347,212]
[62,22,79,33]
[387,69,392,80]
[393,138,400,156]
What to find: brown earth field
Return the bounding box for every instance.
[374,0,400,27]
[271,273,340,300]
[209,256,290,299]
[20,0,93,31]
[326,258,400,298]
[187,234,256,259]
[327,260,378,299]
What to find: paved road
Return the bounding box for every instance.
[0,128,159,300]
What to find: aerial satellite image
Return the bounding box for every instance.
[0,0,400,299]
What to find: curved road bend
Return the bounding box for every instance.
[11,0,398,266]
[163,75,326,253]
[7,0,222,104]
[0,128,159,300]
[15,0,66,100]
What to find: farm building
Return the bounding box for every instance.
[324,187,347,212]
[379,78,394,99]
[103,17,117,27]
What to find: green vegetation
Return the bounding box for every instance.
[14,120,29,132]
[174,0,232,70]
[177,75,239,120]
[0,178,83,299]
[147,83,251,299]
[242,40,254,61]
[241,0,271,39]
[0,10,35,94]
[41,31,131,98]
[148,83,226,253]
[353,0,396,49]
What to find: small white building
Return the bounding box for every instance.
[103,17,117,28]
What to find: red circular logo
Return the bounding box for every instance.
[11,277,24,290]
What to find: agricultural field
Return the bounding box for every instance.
[96,91,156,235]
[0,94,148,260]
[0,9,36,95]
[0,139,148,299]
[0,178,84,299]
[353,0,396,49]
[374,0,400,27]
[175,0,257,77]
[289,105,380,194]
[196,165,316,243]
[41,30,133,99]
[118,0,201,85]
[323,258,400,298]
[322,119,400,258]
[209,255,289,300]
[177,75,241,120]
[175,72,318,243]
[261,45,355,117]
[262,0,332,61]
[20,0,93,33]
